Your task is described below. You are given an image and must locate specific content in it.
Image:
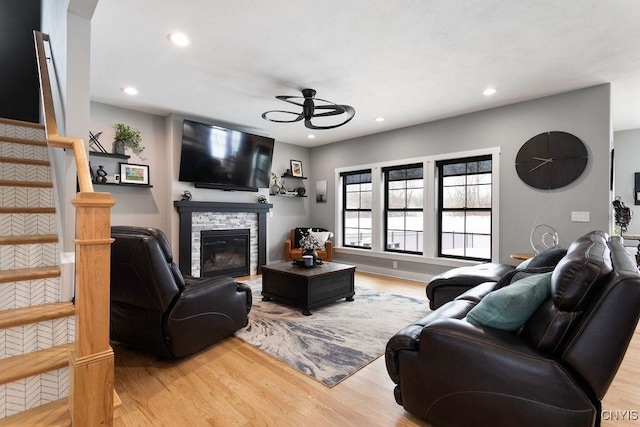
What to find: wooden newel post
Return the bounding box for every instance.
[70,192,116,426]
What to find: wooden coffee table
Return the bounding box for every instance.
[260,261,356,315]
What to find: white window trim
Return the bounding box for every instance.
[334,147,501,267]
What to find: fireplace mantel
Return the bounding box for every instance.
[174,201,273,275]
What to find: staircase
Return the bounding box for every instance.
[0,119,76,423]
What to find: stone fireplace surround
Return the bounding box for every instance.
[174,201,273,277]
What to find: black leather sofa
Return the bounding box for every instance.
[386,231,640,426]
[110,226,252,358]
[426,262,515,310]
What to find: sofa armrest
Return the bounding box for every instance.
[426,263,514,309]
[325,240,333,261]
[389,318,596,424]
[165,276,252,357]
[284,239,293,261]
[177,276,250,317]
[386,297,478,383]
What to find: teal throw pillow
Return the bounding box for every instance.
[467,271,552,331]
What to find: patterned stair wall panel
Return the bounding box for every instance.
[0,163,51,183]
[0,367,69,418]
[0,123,46,142]
[0,278,62,310]
[0,213,57,237]
[0,243,59,270]
[0,187,54,209]
[0,317,74,360]
[0,122,74,418]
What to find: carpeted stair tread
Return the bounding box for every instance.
[0,343,73,385]
[0,302,74,329]
[0,265,60,284]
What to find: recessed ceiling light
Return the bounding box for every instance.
[168,32,190,47]
[483,87,497,96]
[307,134,315,139]
[374,117,385,122]
[121,86,138,95]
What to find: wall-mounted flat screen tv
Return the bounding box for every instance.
[178,119,275,192]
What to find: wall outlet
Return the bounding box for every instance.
[571,211,590,222]
[392,261,398,269]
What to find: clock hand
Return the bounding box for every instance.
[532,157,553,162]
[528,158,553,173]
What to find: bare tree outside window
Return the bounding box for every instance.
[437,157,492,260]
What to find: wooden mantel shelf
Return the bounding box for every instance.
[173,200,273,213]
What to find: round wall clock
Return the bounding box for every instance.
[515,131,588,190]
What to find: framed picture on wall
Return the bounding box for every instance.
[119,163,150,185]
[290,160,303,177]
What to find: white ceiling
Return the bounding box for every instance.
[90,0,640,147]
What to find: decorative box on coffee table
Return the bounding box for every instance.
[261,261,356,315]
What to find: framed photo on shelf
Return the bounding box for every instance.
[119,163,149,185]
[290,160,303,177]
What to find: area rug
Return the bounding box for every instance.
[234,278,430,387]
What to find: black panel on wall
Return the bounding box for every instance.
[0,0,41,123]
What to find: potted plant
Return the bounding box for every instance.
[113,123,144,155]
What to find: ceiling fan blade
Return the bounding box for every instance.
[305,105,355,129]
[262,110,304,123]
[264,88,356,129]
[276,95,307,108]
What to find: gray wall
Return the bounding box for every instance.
[90,85,612,279]
[89,102,168,231]
[613,128,640,237]
[42,0,98,252]
[309,85,612,277]
[89,105,312,264]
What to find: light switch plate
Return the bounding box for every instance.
[571,211,590,222]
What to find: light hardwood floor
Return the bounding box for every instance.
[112,272,639,426]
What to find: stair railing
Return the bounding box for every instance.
[33,30,116,426]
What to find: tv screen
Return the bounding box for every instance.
[178,119,275,191]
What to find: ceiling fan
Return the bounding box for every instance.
[262,88,355,130]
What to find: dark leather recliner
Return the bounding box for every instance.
[386,231,640,426]
[110,226,252,358]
